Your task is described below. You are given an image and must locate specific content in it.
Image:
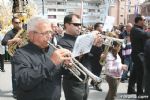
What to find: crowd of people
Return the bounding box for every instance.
[0,14,150,100]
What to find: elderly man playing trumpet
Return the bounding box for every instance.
[12,16,72,100]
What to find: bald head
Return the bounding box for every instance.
[126,23,133,27]
[126,23,133,32]
[51,22,58,33]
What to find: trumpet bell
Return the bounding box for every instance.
[48,42,102,84]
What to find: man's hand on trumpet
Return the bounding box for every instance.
[92,31,104,47]
[7,37,22,45]
[50,48,72,65]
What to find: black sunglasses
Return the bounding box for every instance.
[14,21,21,24]
[70,23,81,26]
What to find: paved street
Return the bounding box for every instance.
[0,63,136,100]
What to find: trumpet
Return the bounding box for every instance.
[48,42,102,84]
[100,35,125,45]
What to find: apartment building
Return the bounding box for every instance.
[33,0,110,26]
[141,0,150,26]
[34,0,145,26]
[109,0,144,25]
[141,0,150,17]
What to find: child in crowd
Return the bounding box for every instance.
[105,40,127,100]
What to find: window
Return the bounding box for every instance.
[57,9,66,12]
[88,3,97,6]
[46,1,56,5]
[121,7,124,9]
[89,9,95,12]
[48,15,56,19]
[47,8,56,12]
[120,15,123,17]
[68,12,73,14]
[57,2,64,5]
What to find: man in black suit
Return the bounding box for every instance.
[129,14,150,97]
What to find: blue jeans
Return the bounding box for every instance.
[122,56,132,80]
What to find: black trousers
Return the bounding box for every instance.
[91,59,102,77]
[132,54,144,96]
[63,78,89,100]
[128,63,136,93]
[11,59,17,95]
[144,68,150,99]
[0,54,4,70]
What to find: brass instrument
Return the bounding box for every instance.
[100,35,125,44]
[7,0,37,56]
[99,45,110,66]
[48,42,102,84]
[99,34,125,66]
[8,29,28,56]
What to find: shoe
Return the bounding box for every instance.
[95,84,102,91]
[95,86,102,91]
[127,90,136,94]
[90,81,94,87]
[120,79,126,83]
[13,94,17,99]
[1,69,5,72]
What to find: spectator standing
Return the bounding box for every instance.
[0,33,5,72]
[130,15,150,97]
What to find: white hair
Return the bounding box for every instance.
[27,16,50,33]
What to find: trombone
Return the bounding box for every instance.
[48,42,102,84]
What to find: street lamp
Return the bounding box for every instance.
[42,0,44,15]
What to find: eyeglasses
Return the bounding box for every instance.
[70,23,81,27]
[34,31,52,36]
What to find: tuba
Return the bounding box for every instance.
[8,28,28,56]
[48,42,102,84]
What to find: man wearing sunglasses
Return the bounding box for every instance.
[1,17,23,98]
[58,14,103,100]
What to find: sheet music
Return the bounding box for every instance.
[72,33,94,57]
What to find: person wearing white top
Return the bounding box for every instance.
[0,33,5,72]
[104,41,127,100]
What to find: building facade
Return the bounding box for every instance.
[33,0,113,26]
[141,0,150,27]
[33,0,145,26]
[109,0,144,25]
